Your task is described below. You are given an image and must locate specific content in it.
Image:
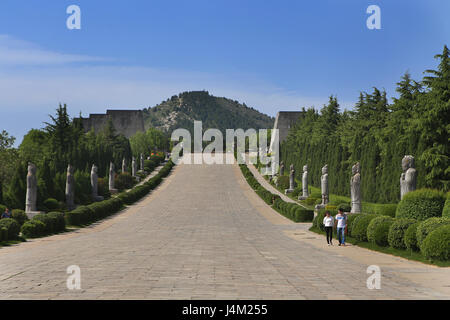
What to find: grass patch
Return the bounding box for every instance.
[309,226,450,267]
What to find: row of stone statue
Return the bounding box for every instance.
[275,155,417,213]
[25,154,146,214]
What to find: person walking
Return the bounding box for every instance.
[323,211,334,246]
[335,208,347,246]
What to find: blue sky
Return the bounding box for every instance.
[0,0,449,144]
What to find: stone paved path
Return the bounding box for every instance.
[0,158,448,299]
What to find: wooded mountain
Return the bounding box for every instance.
[142,91,274,134]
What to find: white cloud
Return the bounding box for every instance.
[0,34,107,66]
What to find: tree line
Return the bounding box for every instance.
[281,46,449,203]
[0,104,169,210]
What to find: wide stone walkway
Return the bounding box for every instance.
[0,158,448,299]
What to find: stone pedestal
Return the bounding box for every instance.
[25,211,43,220]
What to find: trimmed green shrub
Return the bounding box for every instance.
[74,170,93,205]
[337,202,351,212]
[291,187,302,198]
[21,220,46,238]
[421,225,450,261]
[144,159,158,172]
[363,203,397,217]
[396,189,446,221]
[293,207,314,222]
[0,204,6,214]
[65,206,94,226]
[0,218,20,240]
[33,213,55,234]
[352,214,377,242]
[11,209,28,226]
[376,204,397,218]
[256,188,275,205]
[44,198,59,211]
[0,227,7,241]
[98,178,111,199]
[388,218,417,249]
[277,176,289,190]
[303,197,319,206]
[271,198,313,223]
[47,212,65,232]
[442,194,450,218]
[347,213,362,237]
[416,217,450,249]
[115,172,136,190]
[367,216,395,246]
[404,222,420,251]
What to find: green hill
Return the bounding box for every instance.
[143,91,274,134]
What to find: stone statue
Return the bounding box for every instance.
[400,155,417,199]
[109,162,117,193]
[140,153,144,171]
[25,162,38,213]
[65,164,75,210]
[132,157,137,177]
[91,164,104,202]
[280,161,285,176]
[315,165,329,209]
[122,158,126,173]
[350,162,361,213]
[285,164,295,194]
[298,165,309,200]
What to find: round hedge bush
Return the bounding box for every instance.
[44,198,60,211]
[421,225,450,261]
[404,222,420,251]
[348,214,364,237]
[376,204,398,218]
[352,214,378,242]
[388,218,417,249]
[347,213,362,237]
[21,220,46,238]
[11,209,28,226]
[367,216,395,246]
[0,218,20,240]
[416,217,450,249]
[442,194,450,218]
[396,189,446,221]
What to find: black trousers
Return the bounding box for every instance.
[325,226,333,244]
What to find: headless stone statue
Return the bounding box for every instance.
[280,161,285,176]
[285,164,295,194]
[350,162,361,213]
[400,155,417,200]
[140,153,144,171]
[91,164,104,202]
[315,165,329,209]
[66,164,75,210]
[25,162,37,213]
[122,158,126,173]
[298,165,309,200]
[109,162,118,193]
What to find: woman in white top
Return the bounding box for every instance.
[323,211,334,246]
